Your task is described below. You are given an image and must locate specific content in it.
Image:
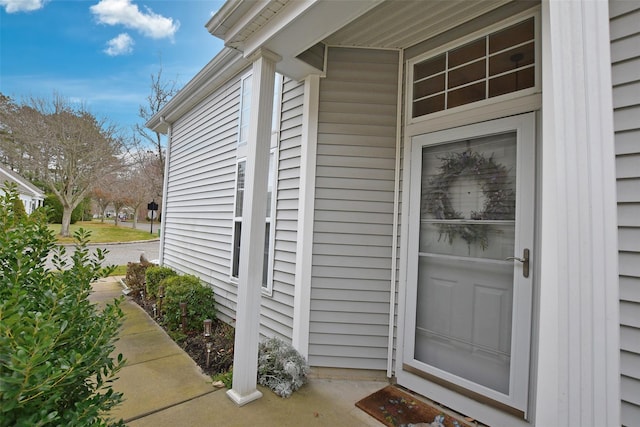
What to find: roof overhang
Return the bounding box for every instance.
[148,0,385,133]
[206,0,385,80]
[148,0,526,133]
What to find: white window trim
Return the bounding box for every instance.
[405,8,541,127]
[230,72,283,296]
[231,159,246,283]
[263,73,283,296]
[237,71,253,154]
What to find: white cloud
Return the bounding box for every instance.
[104,33,134,56]
[90,0,179,40]
[0,0,47,13]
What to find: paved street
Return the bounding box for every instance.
[46,240,160,270]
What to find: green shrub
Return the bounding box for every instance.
[145,265,177,299]
[257,337,308,398]
[0,185,125,426]
[125,260,152,294]
[11,194,27,221]
[162,274,216,332]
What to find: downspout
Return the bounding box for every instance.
[387,50,404,378]
[158,116,172,265]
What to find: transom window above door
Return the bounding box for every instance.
[411,17,536,119]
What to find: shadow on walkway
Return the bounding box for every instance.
[90,277,386,427]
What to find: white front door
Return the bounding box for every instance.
[404,113,535,416]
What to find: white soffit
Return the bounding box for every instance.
[208,0,386,80]
[324,0,512,49]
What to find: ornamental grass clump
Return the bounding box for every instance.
[257,336,308,398]
[0,184,125,427]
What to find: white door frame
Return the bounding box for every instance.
[400,113,535,420]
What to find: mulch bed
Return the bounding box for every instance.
[130,293,234,376]
[356,385,472,427]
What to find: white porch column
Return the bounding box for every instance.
[292,74,320,358]
[227,48,280,406]
[537,1,620,426]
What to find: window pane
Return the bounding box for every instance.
[235,161,245,217]
[448,38,485,68]
[239,75,252,145]
[489,42,534,76]
[272,74,282,131]
[413,94,445,117]
[448,81,485,108]
[489,68,535,98]
[489,18,534,54]
[266,153,274,217]
[414,74,445,100]
[232,222,242,278]
[448,59,485,89]
[419,132,517,259]
[262,222,270,288]
[414,54,446,80]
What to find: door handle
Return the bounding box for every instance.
[506,248,529,278]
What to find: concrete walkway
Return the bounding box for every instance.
[89,277,387,426]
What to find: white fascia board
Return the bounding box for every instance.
[146,48,249,134]
[213,1,274,46]
[206,0,248,38]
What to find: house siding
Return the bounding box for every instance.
[610,1,640,425]
[163,75,242,323]
[259,77,304,341]
[309,47,399,369]
[163,70,300,341]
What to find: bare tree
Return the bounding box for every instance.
[0,95,41,178]
[91,186,113,223]
[121,157,157,228]
[0,93,123,236]
[135,67,179,170]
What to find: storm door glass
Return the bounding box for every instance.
[415,132,517,395]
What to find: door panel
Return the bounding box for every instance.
[416,257,512,394]
[405,113,535,415]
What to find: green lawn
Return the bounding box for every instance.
[49,221,158,244]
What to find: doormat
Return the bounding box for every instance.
[355,385,470,427]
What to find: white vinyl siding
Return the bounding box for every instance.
[259,77,303,341]
[309,47,399,369]
[611,1,640,425]
[163,70,299,342]
[163,74,246,324]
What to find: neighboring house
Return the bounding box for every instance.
[0,164,45,214]
[147,1,638,426]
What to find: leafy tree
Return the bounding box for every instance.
[11,193,27,222]
[0,184,125,426]
[0,93,123,237]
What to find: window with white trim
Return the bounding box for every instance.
[231,73,282,292]
[238,74,252,147]
[410,17,536,119]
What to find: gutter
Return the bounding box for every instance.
[158,116,172,265]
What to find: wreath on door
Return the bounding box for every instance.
[424,149,515,249]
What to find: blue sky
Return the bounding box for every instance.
[0,0,225,135]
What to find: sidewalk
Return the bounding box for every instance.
[90,277,386,427]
